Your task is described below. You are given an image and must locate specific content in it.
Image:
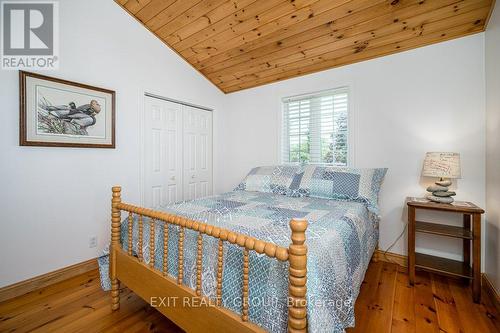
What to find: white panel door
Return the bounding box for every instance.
[144,96,183,209]
[183,106,213,200]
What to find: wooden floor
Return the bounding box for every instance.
[0,261,498,333]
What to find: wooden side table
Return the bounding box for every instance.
[407,198,485,303]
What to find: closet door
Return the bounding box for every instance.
[144,97,183,208]
[183,106,213,200]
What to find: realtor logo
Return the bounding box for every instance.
[1,1,59,69]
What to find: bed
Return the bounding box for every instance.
[99,165,387,333]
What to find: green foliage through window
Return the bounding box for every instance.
[283,90,348,165]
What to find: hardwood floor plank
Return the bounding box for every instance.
[122,307,182,333]
[479,283,500,331]
[0,274,102,331]
[347,261,384,332]
[3,286,108,332]
[1,264,498,332]
[0,270,99,314]
[72,294,153,333]
[30,289,133,332]
[99,303,160,333]
[414,271,440,333]
[361,262,398,333]
[120,309,160,332]
[391,265,416,333]
[449,278,500,333]
[56,292,154,333]
[448,278,490,332]
[431,274,464,333]
[0,258,98,303]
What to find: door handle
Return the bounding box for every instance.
[191,174,196,179]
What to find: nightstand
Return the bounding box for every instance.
[406,198,485,303]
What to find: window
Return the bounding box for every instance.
[282,88,349,165]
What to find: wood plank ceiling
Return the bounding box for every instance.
[116,0,495,93]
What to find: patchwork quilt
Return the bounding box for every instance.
[98,191,378,333]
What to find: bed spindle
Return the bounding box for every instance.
[178,224,184,285]
[110,186,122,311]
[196,232,203,296]
[138,215,143,261]
[242,248,249,322]
[288,219,308,333]
[163,223,168,276]
[127,212,133,256]
[216,239,224,306]
[110,186,310,331]
[149,219,155,268]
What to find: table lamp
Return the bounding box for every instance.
[422,152,461,203]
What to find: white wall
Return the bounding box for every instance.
[485,4,500,293]
[0,0,224,287]
[218,35,486,261]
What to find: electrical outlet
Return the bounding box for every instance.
[89,236,97,248]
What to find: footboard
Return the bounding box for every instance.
[110,186,308,333]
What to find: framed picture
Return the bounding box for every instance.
[19,71,115,148]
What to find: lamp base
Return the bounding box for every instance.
[426,178,456,203]
[427,195,454,204]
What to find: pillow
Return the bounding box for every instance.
[235,165,303,195]
[292,165,387,212]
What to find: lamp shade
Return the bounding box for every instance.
[422,152,461,179]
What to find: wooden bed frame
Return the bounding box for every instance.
[110,186,308,333]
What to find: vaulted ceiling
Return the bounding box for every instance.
[116,0,495,93]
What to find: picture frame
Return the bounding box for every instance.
[19,71,115,148]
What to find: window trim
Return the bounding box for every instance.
[279,87,353,166]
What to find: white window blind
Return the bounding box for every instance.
[282,88,349,165]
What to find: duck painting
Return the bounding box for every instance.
[20,71,115,148]
[38,97,102,136]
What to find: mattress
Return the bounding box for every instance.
[98,190,379,332]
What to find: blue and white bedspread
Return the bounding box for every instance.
[98,190,378,333]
